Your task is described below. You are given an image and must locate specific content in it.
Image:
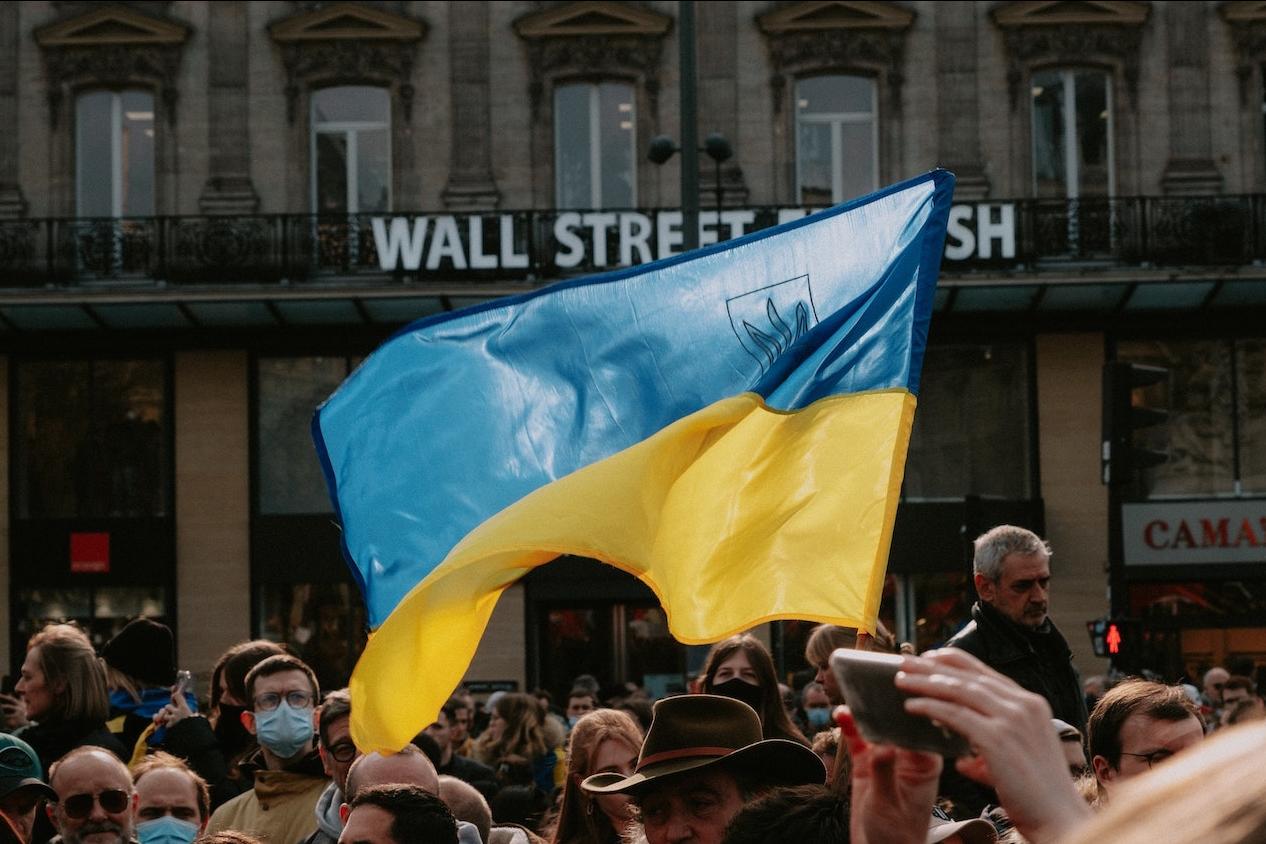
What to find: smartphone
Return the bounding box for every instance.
[830,648,970,757]
[174,669,193,698]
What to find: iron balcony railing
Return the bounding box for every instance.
[0,195,1263,289]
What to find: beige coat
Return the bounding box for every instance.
[206,767,328,843]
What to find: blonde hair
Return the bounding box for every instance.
[1064,721,1266,844]
[27,624,110,724]
[549,709,642,844]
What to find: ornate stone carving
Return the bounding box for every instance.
[757,1,914,115]
[268,2,426,124]
[515,2,672,124]
[1222,2,1266,105]
[763,28,907,114]
[999,24,1144,108]
[275,41,419,123]
[36,5,190,128]
[522,35,665,121]
[991,1,1151,109]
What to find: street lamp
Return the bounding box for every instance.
[648,132,734,240]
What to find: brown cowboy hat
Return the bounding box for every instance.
[581,694,825,795]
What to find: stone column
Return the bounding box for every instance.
[199,1,259,213]
[442,1,500,208]
[1161,3,1222,194]
[0,4,26,217]
[696,2,747,205]
[175,351,251,680]
[935,2,989,199]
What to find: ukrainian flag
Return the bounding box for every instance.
[315,170,954,752]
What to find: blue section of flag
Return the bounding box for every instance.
[314,170,954,628]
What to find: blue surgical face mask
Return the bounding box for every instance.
[806,707,831,729]
[137,816,199,844]
[254,701,315,759]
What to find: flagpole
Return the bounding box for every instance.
[679,0,699,251]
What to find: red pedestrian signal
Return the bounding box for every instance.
[1106,623,1122,655]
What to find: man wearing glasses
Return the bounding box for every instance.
[303,689,357,844]
[1087,679,1204,803]
[205,655,329,842]
[46,746,136,844]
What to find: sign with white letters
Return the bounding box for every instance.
[369,203,1016,274]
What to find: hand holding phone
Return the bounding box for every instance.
[894,648,1092,843]
[830,648,970,757]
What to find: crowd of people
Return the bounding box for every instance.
[0,525,1263,844]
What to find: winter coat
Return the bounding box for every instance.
[15,718,128,774]
[946,601,1088,731]
[299,780,343,844]
[204,751,328,844]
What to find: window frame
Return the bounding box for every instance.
[552,79,638,210]
[74,88,157,219]
[1029,67,1116,200]
[308,86,394,216]
[793,73,880,206]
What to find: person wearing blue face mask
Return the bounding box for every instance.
[800,683,833,734]
[204,655,329,844]
[132,752,210,844]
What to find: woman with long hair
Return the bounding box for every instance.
[548,709,642,844]
[11,623,126,772]
[475,692,562,796]
[804,622,906,707]
[699,634,809,746]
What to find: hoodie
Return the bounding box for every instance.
[300,780,484,844]
[300,780,344,844]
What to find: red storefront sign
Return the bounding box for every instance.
[69,532,110,573]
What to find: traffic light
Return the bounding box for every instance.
[1087,616,1143,666]
[1101,362,1169,487]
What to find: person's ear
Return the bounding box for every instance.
[1091,754,1115,785]
[44,802,56,825]
[339,803,350,824]
[241,710,257,736]
[974,573,995,602]
[318,743,335,778]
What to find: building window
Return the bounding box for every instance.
[254,355,366,690]
[902,344,1033,500]
[554,82,636,209]
[311,86,391,214]
[16,359,168,519]
[1115,339,1266,499]
[75,90,155,217]
[1031,69,1113,199]
[256,356,361,515]
[795,75,878,205]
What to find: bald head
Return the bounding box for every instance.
[437,775,491,844]
[1205,667,1230,705]
[48,748,136,844]
[345,745,439,802]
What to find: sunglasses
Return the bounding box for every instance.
[59,789,130,819]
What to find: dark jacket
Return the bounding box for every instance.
[439,753,499,799]
[938,602,1087,820]
[946,601,1088,731]
[153,715,246,809]
[15,718,128,774]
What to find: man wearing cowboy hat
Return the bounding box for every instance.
[582,695,825,844]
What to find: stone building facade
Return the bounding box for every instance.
[4,0,1266,698]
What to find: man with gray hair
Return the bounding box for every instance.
[947,525,1086,732]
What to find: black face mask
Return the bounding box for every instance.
[214,704,251,750]
[709,678,764,713]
